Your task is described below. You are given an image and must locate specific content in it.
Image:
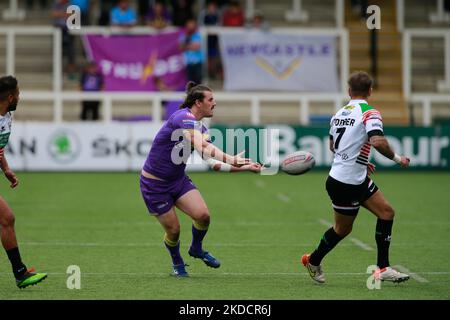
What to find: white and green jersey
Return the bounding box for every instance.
[329,99,384,185]
[0,112,13,149]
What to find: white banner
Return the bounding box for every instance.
[219,31,339,92]
[5,122,208,172]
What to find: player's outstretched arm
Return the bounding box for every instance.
[206,158,263,173]
[0,148,19,188]
[184,129,251,166]
[369,135,410,168]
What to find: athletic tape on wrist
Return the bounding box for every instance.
[393,153,402,164]
[206,158,232,172]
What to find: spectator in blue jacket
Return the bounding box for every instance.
[110,0,137,27]
[70,0,90,25]
[179,18,204,84]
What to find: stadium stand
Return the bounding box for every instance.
[347,0,408,125]
[1,0,449,124]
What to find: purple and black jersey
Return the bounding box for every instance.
[143,108,209,181]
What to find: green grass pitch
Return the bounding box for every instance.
[0,171,449,300]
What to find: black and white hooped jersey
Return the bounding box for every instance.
[329,99,384,185]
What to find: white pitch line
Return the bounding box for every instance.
[1,271,448,277]
[394,265,429,283]
[254,180,266,188]
[20,241,356,248]
[318,219,332,227]
[276,193,291,203]
[256,179,290,203]
[254,180,290,203]
[19,241,450,249]
[349,238,374,251]
[317,219,374,251]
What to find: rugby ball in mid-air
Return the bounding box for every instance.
[281,151,315,175]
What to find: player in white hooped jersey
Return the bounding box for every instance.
[328,99,384,185]
[301,71,411,284]
[0,76,47,289]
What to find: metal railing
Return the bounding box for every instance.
[402,29,450,127]
[2,25,349,125]
[4,25,449,127]
[402,28,450,97]
[410,94,450,126]
[3,0,345,27]
[397,0,450,31]
[0,27,62,92]
[20,91,348,125]
[2,0,25,21]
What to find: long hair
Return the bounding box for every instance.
[179,81,212,109]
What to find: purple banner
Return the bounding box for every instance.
[83,31,186,91]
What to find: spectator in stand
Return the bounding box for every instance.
[170,0,194,27]
[153,76,184,120]
[350,0,368,20]
[146,1,172,30]
[79,61,104,121]
[222,0,245,27]
[26,0,48,10]
[179,18,204,84]
[110,0,137,27]
[52,0,76,79]
[215,0,229,9]
[198,0,222,26]
[138,0,151,24]
[98,0,116,26]
[70,0,90,25]
[245,10,270,32]
[198,1,222,80]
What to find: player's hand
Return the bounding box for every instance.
[367,162,376,176]
[4,169,18,188]
[232,151,251,167]
[241,162,263,173]
[400,156,410,168]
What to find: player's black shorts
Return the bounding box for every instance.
[325,175,379,216]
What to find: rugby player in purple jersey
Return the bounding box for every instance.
[140,81,262,277]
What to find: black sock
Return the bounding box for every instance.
[6,247,27,279]
[375,218,393,269]
[310,227,344,266]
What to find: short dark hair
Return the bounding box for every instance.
[179,81,212,109]
[348,71,373,97]
[0,75,18,100]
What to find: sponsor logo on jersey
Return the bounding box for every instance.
[341,110,351,116]
[0,132,11,148]
[186,112,196,119]
[156,202,169,209]
[182,119,200,128]
[371,122,383,129]
[344,105,356,110]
